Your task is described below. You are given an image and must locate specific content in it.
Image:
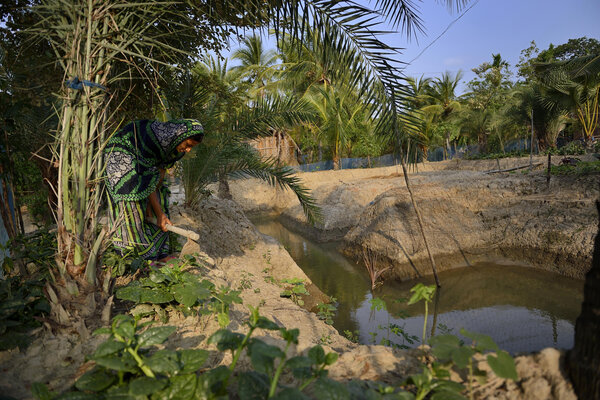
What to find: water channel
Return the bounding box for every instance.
[252,218,585,354]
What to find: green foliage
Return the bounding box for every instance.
[115,255,241,327]
[279,278,309,306]
[415,328,518,399]
[316,298,337,325]
[558,141,586,155]
[407,283,436,345]
[0,274,49,350]
[2,228,56,275]
[550,161,600,176]
[39,314,210,399]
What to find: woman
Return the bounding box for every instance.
[104,119,203,262]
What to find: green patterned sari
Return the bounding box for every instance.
[104,119,203,260]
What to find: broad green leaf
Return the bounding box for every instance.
[154,374,196,400]
[130,304,155,318]
[113,319,135,340]
[145,350,180,375]
[292,286,308,295]
[115,286,142,303]
[105,385,142,400]
[31,382,54,400]
[313,378,349,400]
[487,351,518,381]
[459,329,499,352]
[93,340,125,358]
[172,284,197,308]
[195,366,229,399]
[216,313,229,328]
[93,327,112,335]
[255,317,279,331]
[248,339,285,374]
[75,368,115,392]
[271,387,311,399]
[138,326,176,348]
[429,335,461,361]
[178,349,209,373]
[208,330,245,352]
[325,352,339,366]
[308,345,325,365]
[285,355,313,369]
[149,271,168,284]
[93,354,137,373]
[55,392,99,400]
[139,288,174,304]
[280,328,299,344]
[450,346,475,369]
[237,371,270,400]
[129,377,167,396]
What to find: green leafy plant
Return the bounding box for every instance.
[207,306,339,398]
[102,247,145,277]
[316,297,337,325]
[2,228,56,275]
[279,278,309,306]
[343,330,360,343]
[425,328,518,400]
[115,256,241,327]
[35,314,210,399]
[407,283,436,344]
[0,275,49,350]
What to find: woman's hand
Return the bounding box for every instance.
[157,212,172,232]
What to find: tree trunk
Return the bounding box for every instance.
[218,175,232,200]
[399,157,441,287]
[568,200,600,398]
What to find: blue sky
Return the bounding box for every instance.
[225,0,600,95]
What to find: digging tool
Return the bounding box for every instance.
[147,216,201,257]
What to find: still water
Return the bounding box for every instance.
[252,218,585,354]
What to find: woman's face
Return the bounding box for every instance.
[176,138,201,153]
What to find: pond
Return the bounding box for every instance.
[252,218,585,354]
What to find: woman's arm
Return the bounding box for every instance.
[147,168,171,232]
[148,191,172,232]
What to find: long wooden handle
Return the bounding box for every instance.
[166,224,200,242]
[147,217,200,241]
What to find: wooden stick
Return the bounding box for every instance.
[146,217,199,241]
[485,162,543,174]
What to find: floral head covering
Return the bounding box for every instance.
[104,119,203,201]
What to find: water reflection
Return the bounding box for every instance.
[252,218,584,354]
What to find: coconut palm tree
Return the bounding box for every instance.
[422,71,463,158]
[232,34,278,91]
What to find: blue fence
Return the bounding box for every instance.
[292,138,545,173]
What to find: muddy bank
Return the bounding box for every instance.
[229,157,597,279]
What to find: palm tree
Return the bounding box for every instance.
[232,34,278,91]
[304,84,364,169]
[536,54,600,148]
[422,71,463,158]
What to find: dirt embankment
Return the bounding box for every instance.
[229,156,598,280]
[0,195,579,399]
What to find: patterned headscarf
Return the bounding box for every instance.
[104,119,204,201]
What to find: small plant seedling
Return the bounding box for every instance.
[279,278,309,306]
[316,301,337,325]
[407,283,436,344]
[343,330,360,343]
